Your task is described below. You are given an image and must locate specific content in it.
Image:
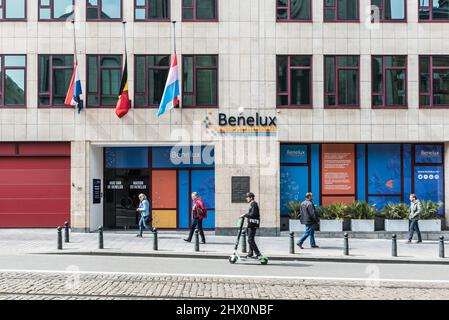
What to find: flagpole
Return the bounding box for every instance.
[172,20,180,110]
[71,19,77,64]
[122,21,127,60]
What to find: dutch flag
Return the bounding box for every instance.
[65,61,84,113]
[157,53,180,117]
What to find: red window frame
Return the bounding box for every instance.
[323,0,360,22]
[419,0,449,22]
[86,0,123,21]
[371,55,408,109]
[371,0,407,22]
[324,55,360,109]
[38,55,74,108]
[0,55,27,108]
[38,0,74,21]
[134,0,170,21]
[134,54,171,108]
[182,0,218,22]
[419,55,449,109]
[86,55,123,108]
[276,55,313,109]
[276,0,312,22]
[0,0,27,21]
[182,55,219,108]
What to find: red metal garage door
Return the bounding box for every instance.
[0,143,70,228]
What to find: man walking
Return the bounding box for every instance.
[240,192,263,259]
[407,194,423,244]
[297,192,319,249]
[184,192,207,244]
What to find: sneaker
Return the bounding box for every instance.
[311,245,320,248]
[415,240,422,244]
[136,234,142,238]
[183,239,191,242]
[201,241,206,244]
[296,243,304,249]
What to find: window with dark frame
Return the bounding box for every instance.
[420,56,449,108]
[419,0,449,21]
[277,55,312,108]
[182,55,218,108]
[135,0,169,20]
[86,0,122,20]
[87,55,122,107]
[39,0,74,20]
[38,55,74,107]
[135,55,170,108]
[277,0,312,21]
[371,0,406,21]
[324,0,359,21]
[0,0,26,20]
[324,55,360,108]
[182,0,217,21]
[0,55,26,107]
[372,56,407,108]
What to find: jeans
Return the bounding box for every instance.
[138,216,152,236]
[408,220,422,242]
[247,227,261,257]
[297,224,316,246]
[187,218,206,243]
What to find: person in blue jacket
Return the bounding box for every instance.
[136,193,152,237]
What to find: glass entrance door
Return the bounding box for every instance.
[104,169,149,229]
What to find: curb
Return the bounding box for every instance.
[38,250,449,265]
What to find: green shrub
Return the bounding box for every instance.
[287,201,302,220]
[420,200,443,220]
[317,203,349,220]
[345,202,378,220]
[382,203,409,220]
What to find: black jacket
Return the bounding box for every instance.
[299,199,319,225]
[244,201,260,228]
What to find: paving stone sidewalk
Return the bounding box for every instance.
[0,229,447,262]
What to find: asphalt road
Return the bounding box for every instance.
[0,253,448,283]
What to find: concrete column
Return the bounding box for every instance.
[71,141,90,233]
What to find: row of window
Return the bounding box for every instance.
[2,0,448,22]
[2,54,448,109]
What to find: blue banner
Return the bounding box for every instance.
[152,146,215,168]
[280,166,309,216]
[367,144,402,195]
[414,166,444,214]
[415,144,443,164]
[280,144,308,164]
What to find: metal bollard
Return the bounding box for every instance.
[439,236,445,258]
[194,229,200,252]
[153,228,158,251]
[343,233,349,256]
[98,226,104,249]
[392,234,397,257]
[64,221,70,243]
[289,232,295,254]
[57,227,63,250]
[241,230,247,254]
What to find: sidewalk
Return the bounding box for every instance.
[0,229,448,264]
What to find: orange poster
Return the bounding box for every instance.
[321,144,355,196]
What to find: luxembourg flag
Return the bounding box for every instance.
[65,62,84,113]
[157,53,180,117]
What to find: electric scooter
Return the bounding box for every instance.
[229,217,269,265]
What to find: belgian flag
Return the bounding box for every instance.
[115,56,130,118]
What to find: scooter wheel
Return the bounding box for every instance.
[259,257,268,265]
[229,256,238,264]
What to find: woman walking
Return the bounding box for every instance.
[184,192,207,244]
[136,193,152,237]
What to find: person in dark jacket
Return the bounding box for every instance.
[407,194,423,244]
[184,192,207,244]
[297,192,319,249]
[240,192,262,259]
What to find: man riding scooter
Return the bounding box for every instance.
[240,192,264,260]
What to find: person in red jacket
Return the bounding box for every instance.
[184,192,207,244]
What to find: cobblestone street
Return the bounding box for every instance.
[1,271,449,300]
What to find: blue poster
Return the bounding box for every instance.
[414,166,444,214]
[280,166,309,216]
[368,196,402,210]
[367,144,402,195]
[415,144,443,164]
[105,147,149,169]
[280,144,308,164]
[152,146,215,168]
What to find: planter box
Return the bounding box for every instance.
[351,219,375,232]
[289,219,305,232]
[385,219,409,232]
[419,220,442,232]
[320,220,343,232]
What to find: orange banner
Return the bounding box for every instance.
[321,144,355,196]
